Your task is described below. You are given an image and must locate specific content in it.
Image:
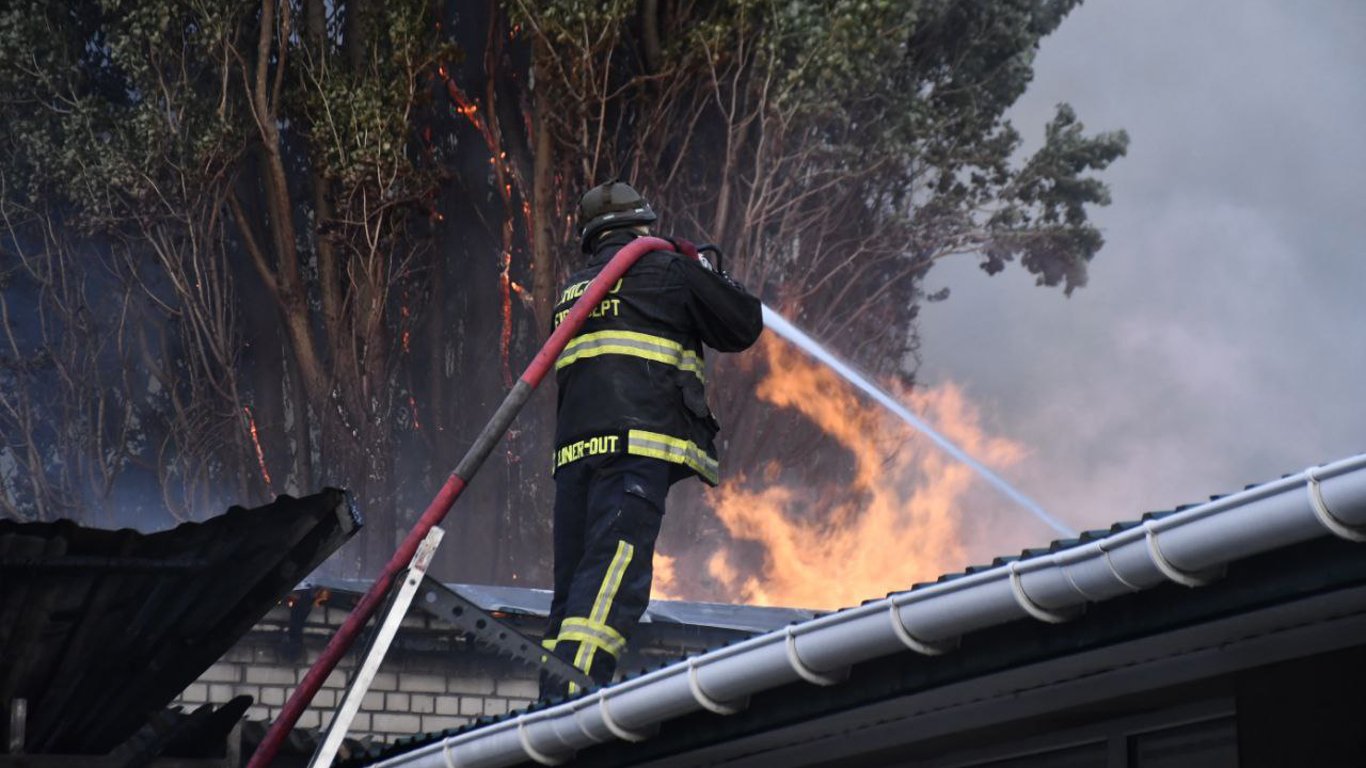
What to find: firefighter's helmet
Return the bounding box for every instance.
[577,181,657,253]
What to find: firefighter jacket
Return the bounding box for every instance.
[552,231,763,485]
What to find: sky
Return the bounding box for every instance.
[914,0,1366,539]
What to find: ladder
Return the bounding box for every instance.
[306,527,591,768]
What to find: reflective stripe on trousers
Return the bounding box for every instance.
[565,540,634,693]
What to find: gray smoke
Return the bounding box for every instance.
[915,0,1366,559]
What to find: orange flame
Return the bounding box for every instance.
[499,260,513,387]
[654,336,1027,610]
[243,405,274,493]
[400,303,412,353]
[652,552,683,600]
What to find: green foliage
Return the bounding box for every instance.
[292,1,453,196]
[519,0,1127,307]
[984,104,1129,292]
[513,0,636,41]
[0,0,454,525]
[1,0,238,226]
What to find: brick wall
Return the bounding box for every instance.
[173,602,540,744]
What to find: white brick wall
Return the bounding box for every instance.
[495,678,539,699]
[171,606,538,744]
[410,694,435,714]
[245,666,295,686]
[434,695,462,716]
[399,673,446,693]
[420,715,466,733]
[445,676,494,695]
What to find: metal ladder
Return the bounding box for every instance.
[306,527,591,768]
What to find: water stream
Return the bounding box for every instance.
[761,304,1077,538]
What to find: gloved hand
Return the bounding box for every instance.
[666,236,700,262]
[667,237,717,272]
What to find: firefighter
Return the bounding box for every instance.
[540,181,763,699]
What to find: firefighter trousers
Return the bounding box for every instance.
[541,453,670,699]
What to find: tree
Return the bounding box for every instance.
[0,0,1125,585]
[504,0,1127,549]
[0,0,456,569]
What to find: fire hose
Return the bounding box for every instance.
[247,235,688,767]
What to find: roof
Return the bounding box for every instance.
[356,453,1366,768]
[303,577,816,654]
[0,488,361,755]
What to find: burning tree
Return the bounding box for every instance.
[1,0,1125,589]
[508,0,1128,590]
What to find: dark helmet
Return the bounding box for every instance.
[577,181,657,253]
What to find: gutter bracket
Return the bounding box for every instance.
[1100,543,1144,592]
[599,697,655,742]
[1144,523,1220,587]
[888,603,955,655]
[1306,466,1366,542]
[517,718,567,766]
[687,657,748,715]
[1008,561,1077,623]
[785,626,849,686]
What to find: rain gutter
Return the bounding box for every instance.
[371,454,1366,768]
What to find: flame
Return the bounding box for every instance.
[652,551,683,600]
[445,78,482,128]
[400,302,413,353]
[243,405,274,493]
[499,259,513,387]
[653,336,1026,610]
[409,395,422,430]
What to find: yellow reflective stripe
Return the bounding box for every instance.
[563,541,634,694]
[627,429,719,484]
[592,540,634,626]
[557,345,704,377]
[568,329,684,354]
[559,617,627,656]
[571,643,594,695]
[557,330,704,381]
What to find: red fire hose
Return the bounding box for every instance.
[247,236,681,767]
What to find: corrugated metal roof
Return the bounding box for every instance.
[0,488,361,756]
